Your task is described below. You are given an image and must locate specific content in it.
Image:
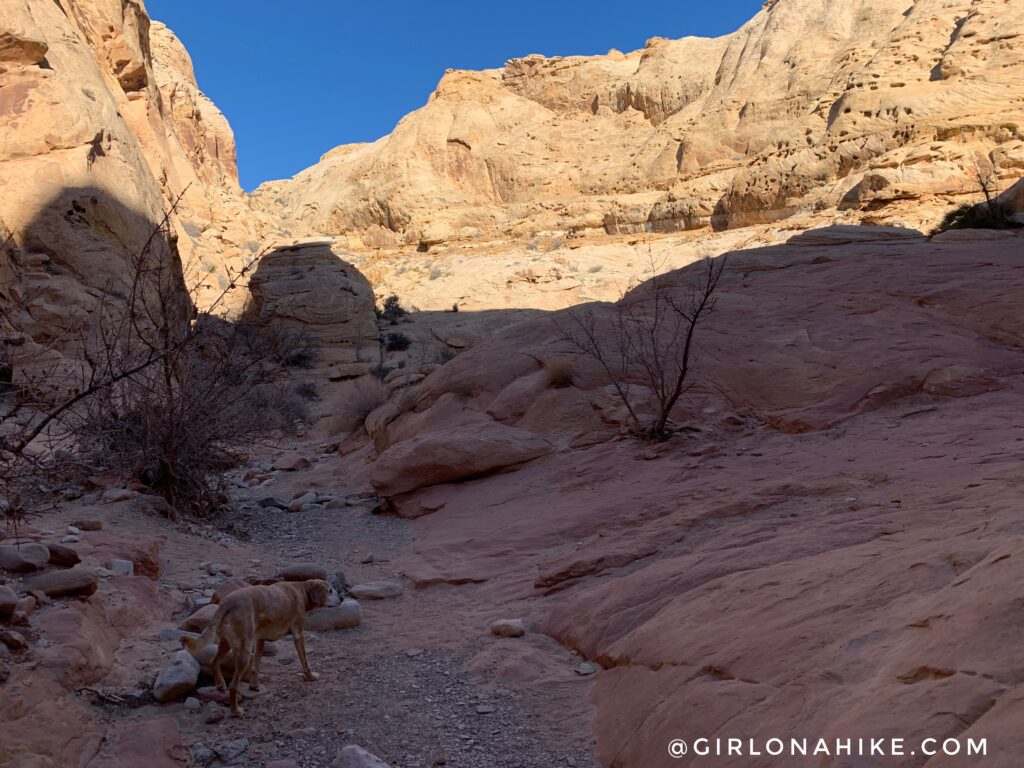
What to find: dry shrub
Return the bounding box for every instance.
[324,376,389,435]
[540,357,576,388]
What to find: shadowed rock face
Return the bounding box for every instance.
[245,242,380,379]
[256,0,1024,246]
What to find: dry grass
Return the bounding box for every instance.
[324,376,390,435]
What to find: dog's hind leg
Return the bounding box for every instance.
[249,639,265,692]
[291,625,319,682]
[211,639,230,691]
[228,640,254,717]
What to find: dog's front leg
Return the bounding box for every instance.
[292,626,319,682]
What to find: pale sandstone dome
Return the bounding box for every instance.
[255,0,1024,249]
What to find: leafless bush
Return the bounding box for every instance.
[557,255,725,440]
[324,376,389,435]
[1,193,306,521]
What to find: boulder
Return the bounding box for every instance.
[370,422,553,497]
[23,568,98,599]
[212,577,250,604]
[179,604,218,632]
[277,563,328,582]
[0,629,28,651]
[490,619,528,638]
[46,544,81,568]
[153,650,200,703]
[0,542,50,572]
[0,586,17,618]
[331,745,393,768]
[349,582,402,600]
[90,536,162,580]
[305,599,362,632]
[273,453,311,472]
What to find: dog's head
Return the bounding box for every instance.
[304,579,340,610]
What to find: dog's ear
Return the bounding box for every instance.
[304,580,329,609]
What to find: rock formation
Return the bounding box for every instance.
[257,0,1024,248]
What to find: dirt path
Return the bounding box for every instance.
[167,459,598,768]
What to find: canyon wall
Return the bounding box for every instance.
[256,0,1024,248]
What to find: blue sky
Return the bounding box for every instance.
[146,1,763,190]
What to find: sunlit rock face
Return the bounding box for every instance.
[0,0,281,385]
[256,0,1024,246]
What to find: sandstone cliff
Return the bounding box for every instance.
[256,0,1024,248]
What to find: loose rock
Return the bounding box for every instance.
[153,650,200,702]
[109,559,134,576]
[331,745,394,768]
[0,586,17,618]
[0,629,27,651]
[213,738,250,763]
[0,542,50,572]
[490,619,528,638]
[179,603,218,632]
[349,581,403,600]
[305,598,362,631]
[70,519,103,531]
[46,544,81,568]
[277,563,328,581]
[23,568,98,599]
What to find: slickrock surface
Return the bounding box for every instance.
[256,0,1024,248]
[369,228,1024,767]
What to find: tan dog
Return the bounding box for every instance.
[181,579,338,715]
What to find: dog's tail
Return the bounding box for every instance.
[180,617,220,656]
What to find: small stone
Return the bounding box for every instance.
[273,453,311,472]
[66,526,80,535]
[213,738,250,763]
[204,704,227,724]
[305,599,362,632]
[191,742,215,765]
[101,488,133,503]
[475,704,496,714]
[70,519,103,531]
[349,581,402,600]
[258,496,289,510]
[0,629,27,651]
[15,595,36,615]
[405,648,423,658]
[0,586,17,618]
[575,662,598,676]
[46,543,81,568]
[277,563,328,581]
[23,568,98,599]
[331,745,394,768]
[122,689,150,708]
[184,696,201,713]
[490,619,527,638]
[288,491,318,512]
[328,571,348,595]
[360,554,375,564]
[153,650,200,702]
[109,559,134,577]
[61,535,80,544]
[205,562,231,576]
